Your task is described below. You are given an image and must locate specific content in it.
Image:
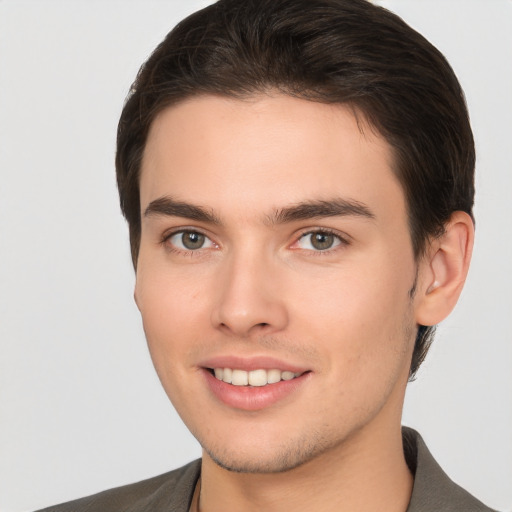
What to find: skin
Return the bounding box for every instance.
[134,93,473,512]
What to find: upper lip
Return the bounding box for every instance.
[199,355,308,373]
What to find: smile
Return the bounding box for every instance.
[212,368,303,387]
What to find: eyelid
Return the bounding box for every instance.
[161,227,218,252]
[159,226,349,254]
[291,227,351,252]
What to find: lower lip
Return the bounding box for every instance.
[203,369,310,411]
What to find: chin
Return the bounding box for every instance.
[201,431,334,474]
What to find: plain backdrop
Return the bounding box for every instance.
[0,1,511,511]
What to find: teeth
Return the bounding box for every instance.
[231,369,248,386]
[213,368,302,386]
[222,368,232,384]
[267,368,281,384]
[248,369,267,387]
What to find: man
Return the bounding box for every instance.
[38,0,496,510]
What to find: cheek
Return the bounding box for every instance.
[289,257,415,372]
[292,264,407,328]
[134,266,216,416]
[135,263,211,364]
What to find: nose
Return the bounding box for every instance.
[210,250,289,338]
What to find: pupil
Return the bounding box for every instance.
[182,232,205,250]
[312,233,334,250]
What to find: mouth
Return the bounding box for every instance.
[202,362,311,410]
[209,368,304,387]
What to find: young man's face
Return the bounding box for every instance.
[135,94,424,473]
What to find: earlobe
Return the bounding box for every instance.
[415,211,474,326]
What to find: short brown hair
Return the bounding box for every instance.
[116,0,475,377]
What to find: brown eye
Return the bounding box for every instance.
[296,231,342,251]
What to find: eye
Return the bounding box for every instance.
[167,230,215,251]
[296,231,343,251]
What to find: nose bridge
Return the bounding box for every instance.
[211,243,288,337]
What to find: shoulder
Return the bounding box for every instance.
[403,427,498,512]
[34,459,201,512]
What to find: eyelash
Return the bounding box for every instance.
[293,228,350,254]
[160,227,350,256]
[160,228,217,256]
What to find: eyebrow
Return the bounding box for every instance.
[269,198,375,224]
[143,196,375,225]
[144,196,221,224]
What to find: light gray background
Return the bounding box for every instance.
[0,1,510,511]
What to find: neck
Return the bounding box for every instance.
[198,420,413,512]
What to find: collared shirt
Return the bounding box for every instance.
[402,428,496,511]
[36,428,497,511]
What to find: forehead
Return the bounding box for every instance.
[139,93,405,223]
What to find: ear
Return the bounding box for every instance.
[415,211,474,326]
